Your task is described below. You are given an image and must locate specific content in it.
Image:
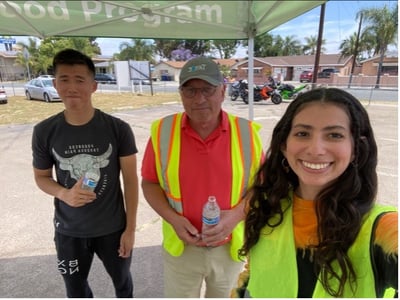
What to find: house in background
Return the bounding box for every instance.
[93,55,114,75]
[0,51,25,81]
[153,60,185,81]
[232,54,354,84]
[0,50,397,88]
[360,51,398,76]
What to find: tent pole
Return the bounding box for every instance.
[248,37,254,120]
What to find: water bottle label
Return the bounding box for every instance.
[83,178,96,189]
[81,172,99,191]
[202,216,220,226]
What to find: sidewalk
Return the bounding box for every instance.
[0,97,397,297]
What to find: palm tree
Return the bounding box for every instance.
[359,4,398,88]
[339,32,358,59]
[117,39,155,63]
[16,37,39,78]
[303,35,326,55]
[280,35,302,56]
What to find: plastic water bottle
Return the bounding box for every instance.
[81,171,100,191]
[202,196,220,230]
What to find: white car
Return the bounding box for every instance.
[0,87,7,104]
[24,77,61,102]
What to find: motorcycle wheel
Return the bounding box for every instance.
[242,94,248,104]
[271,94,282,104]
[231,91,239,101]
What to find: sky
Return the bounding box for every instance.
[11,0,397,58]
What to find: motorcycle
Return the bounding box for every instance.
[230,80,242,101]
[278,82,309,100]
[239,80,282,105]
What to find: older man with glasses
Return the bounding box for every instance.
[141,57,264,298]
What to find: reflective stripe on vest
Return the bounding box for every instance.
[150,112,263,261]
[247,193,397,297]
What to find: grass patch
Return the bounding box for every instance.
[0,92,181,125]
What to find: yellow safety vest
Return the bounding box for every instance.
[150,112,263,261]
[247,193,397,297]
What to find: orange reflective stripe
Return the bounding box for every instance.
[152,112,263,260]
[152,113,183,213]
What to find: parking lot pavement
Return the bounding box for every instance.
[0,97,397,297]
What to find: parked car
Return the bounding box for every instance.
[318,68,340,78]
[95,73,116,84]
[0,87,7,104]
[300,70,313,82]
[24,77,61,102]
[39,74,54,78]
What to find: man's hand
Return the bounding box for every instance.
[198,210,237,246]
[172,215,201,245]
[58,177,97,207]
[119,230,135,258]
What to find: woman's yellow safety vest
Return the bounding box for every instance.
[150,112,263,261]
[247,194,397,297]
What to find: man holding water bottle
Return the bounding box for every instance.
[141,57,264,297]
[31,49,138,298]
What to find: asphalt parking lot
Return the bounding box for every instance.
[0,93,397,297]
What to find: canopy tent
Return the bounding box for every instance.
[0,0,326,119]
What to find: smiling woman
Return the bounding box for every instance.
[235,87,398,298]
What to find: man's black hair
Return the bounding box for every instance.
[53,49,95,76]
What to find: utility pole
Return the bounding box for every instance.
[348,13,362,88]
[312,3,325,89]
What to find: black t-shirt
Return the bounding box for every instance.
[32,109,138,238]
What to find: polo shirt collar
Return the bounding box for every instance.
[181,110,229,132]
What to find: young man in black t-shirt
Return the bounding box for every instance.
[32,49,139,297]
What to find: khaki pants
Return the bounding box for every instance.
[163,244,244,298]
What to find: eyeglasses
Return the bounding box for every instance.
[180,86,217,98]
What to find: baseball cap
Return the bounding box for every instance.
[179,57,224,87]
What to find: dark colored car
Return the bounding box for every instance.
[95,73,116,84]
[300,70,313,82]
[24,77,61,102]
[318,68,339,78]
[0,87,8,104]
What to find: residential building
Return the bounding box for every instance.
[232,54,354,84]
[0,51,25,81]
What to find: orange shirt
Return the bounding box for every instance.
[293,194,398,254]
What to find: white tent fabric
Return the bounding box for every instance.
[0,0,326,118]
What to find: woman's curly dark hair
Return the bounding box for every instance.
[240,88,377,297]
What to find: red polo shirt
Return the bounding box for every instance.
[141,111,233,231]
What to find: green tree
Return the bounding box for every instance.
[244,33,302,57]
[303,35,326,55]
[339,32,359,60]
[250,32,274,57]
[359,4,398,87]
[153,40,182,59]
[16,37,39,78]
[211,40,240,59]
[270,35,302,56]
[117,39,155,63]
[182,40,212,56]
[15,37,101,76]
[153,39,212,61]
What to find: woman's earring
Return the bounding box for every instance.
[281,158,290,173]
